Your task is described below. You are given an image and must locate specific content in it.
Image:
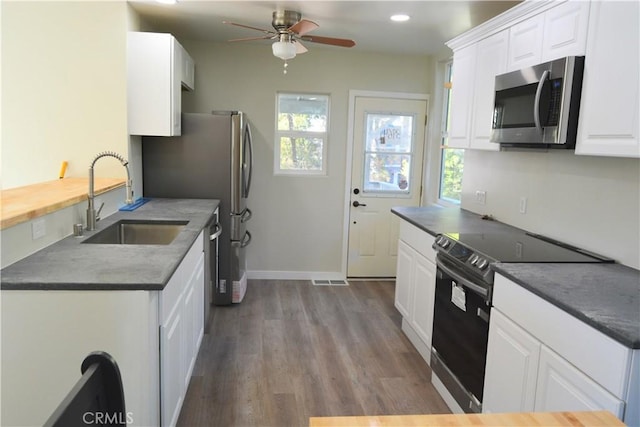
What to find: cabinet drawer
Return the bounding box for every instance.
[493,274,631,399]
[399,220,436,262]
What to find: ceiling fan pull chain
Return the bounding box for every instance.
[283,61,289,75]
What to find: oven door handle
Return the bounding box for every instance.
[436,258,489,300]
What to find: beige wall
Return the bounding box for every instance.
[461,150,640,269]
[1,1,129,190]
[180,40,432,277]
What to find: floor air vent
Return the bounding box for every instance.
[312,279,349,286]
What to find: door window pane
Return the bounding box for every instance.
[363,153,410,193]
[363,113,414,194]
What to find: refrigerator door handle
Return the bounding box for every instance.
[232,231,252,248]
[243,122,253,198]
[241,208,252,223]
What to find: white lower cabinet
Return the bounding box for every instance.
[395,220,437,362]
[410,254,436,345]
[161,302,185,427]
[535,346,624,415]
[484,274,632,423]
[159,232,205,427]
[483,309,539,413]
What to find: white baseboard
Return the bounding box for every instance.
[247,270,345,281]
[401,318,431,366]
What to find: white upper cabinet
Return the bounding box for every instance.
[470,31,508,150]
[507,13,545,71]
[541,1,590,62]
[127,32,195,137]
[448,31,506,151]
[507,1,589,72]
[447,43,477,149]
[575,1,640,158]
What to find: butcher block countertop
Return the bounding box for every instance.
[1,177,125,229]
[309,410,625,427]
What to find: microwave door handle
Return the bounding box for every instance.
[534,70,550,134]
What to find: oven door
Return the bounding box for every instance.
[431,254,491,413]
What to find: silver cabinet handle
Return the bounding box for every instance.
[209,223,222,241]
[534,69,550,135]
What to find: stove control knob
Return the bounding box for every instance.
[441,238,451,248]
[477,259,489,270]
[469,254,479,265]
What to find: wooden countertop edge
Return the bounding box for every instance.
[1,178,126,230]
[308,411,625,427]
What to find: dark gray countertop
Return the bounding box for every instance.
[493,263,640,349]
[0,198,219,291]
[391,205,522,236]
[392,205,640,349]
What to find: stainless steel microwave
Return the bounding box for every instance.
[490,56,585,148]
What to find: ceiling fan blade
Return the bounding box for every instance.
[300,35,355,48]
[228,35,275,42]
[223,21,275,36]
[294,40,308,54]
[288,19,319,36]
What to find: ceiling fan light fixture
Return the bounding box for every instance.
[272,40,297,60]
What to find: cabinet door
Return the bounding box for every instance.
[575,1,640,158]
[541,0,589,62]
[170,38,181,136]
[160,308,184,427]
[410,254,436,346]
[447,44,477,148]
[507,13,544,71]
[470,31,508,151]
[395,240,414,318]
[483,309,540,413]
[535,346,625,418]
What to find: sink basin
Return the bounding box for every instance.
[83,220,188,245]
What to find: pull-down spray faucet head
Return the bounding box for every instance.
[86,151,134,231]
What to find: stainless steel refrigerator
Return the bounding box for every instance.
[142,111,253,305]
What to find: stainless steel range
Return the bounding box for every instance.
[430,230,613,413]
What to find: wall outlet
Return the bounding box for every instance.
[475,190,487,205]
[519,197,528,214]
[31,218,46,240]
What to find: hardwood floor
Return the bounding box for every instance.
[177,280,450,427]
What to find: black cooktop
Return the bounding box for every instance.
[443,231,613,264]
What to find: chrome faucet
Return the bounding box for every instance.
[86,151,134,231]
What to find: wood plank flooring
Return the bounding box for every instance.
[177,280,450,427]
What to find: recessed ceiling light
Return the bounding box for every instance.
[390,14,410,22]
[156,0,177,4]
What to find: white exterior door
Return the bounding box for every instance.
[347,96,427,277]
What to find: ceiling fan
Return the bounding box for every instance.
[223,10,356,72]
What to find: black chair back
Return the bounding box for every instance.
[43,351,126,427]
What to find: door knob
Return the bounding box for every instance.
[352,201,367,207]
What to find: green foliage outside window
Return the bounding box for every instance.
[440,148,464,202]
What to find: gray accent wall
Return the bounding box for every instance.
[180,40,433,278]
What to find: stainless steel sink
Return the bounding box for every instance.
[82,220,188,245]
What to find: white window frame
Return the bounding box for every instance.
[274,92,330,176]
[438,60,464,206]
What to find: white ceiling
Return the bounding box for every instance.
[129,0,521,56]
